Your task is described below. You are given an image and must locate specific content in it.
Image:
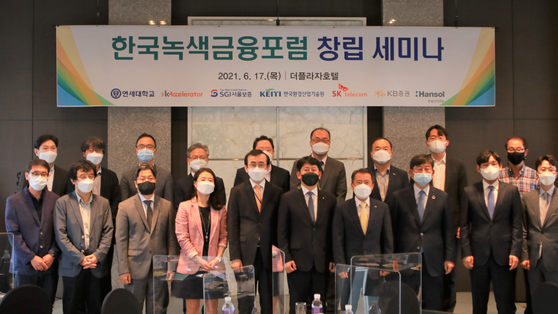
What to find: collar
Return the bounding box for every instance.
[75,190,92,206]
[26,186,45,201]
[97,167,102,175]
[413,184,430,197]
[541,185,555,197]
[301,184,318,196]
[138,193,155,203]
[433,154,446,164]
[311,153,328,166]
[374,164,391,174]
[482,179,500,191]
[355,197,370,208]
[507,164,525,176]
[250,178,266,190]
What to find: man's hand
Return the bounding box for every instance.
[82,255,98,269]
[285,261,297,273]
[509,255,519,270]
[42,254,54,270]
[463,256,474,269]
[119,273,131,285]
[166,271,174,281]
[521,260,530,270]
[444,261,455,274]
[329,262,335,273]
[456,227,461,239]
[338,272,349,278]
[31,256,47,271]
[379,271,390,277]
[231,259,243,271]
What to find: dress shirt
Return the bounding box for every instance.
[355,197,370,220]
[250,178,266,199]
[433,154,446,191]
[311,153,327,171]
[374,165,391,201]
[301,185,318,220]
[75,191,92,249]
[499,164,539,198]
[138,193,155,218]
[413,184,430,209]
[47,166,55,192]
[482,180,499,208]
[93,167,102,196]
[29,187,45,221]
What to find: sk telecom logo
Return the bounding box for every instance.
[332,84,349,97]
[375,90,386,97]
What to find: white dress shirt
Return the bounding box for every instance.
[75,191,92,249]
[482,180,499,207]
[433,154,446,191]
[93,167,102,196]
[301,185,318,220]
[47,166,55,192]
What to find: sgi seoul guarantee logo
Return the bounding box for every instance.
[111,88,122,99]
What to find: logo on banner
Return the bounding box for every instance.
[260,89,281,97]
[211,89,252,98]
[416,91,445,98]
[111,88,122,99]
[375,90,385,97]
[161,91,203,97]
[211,90,218,97]
[333,84,367,98]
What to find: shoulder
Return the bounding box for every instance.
[431,186,448,198]
[446,155,464,165]
[155,195,172,210]
[370,198,389,213]
[337,198,355,211]
[266,181,283,194]
[119,195,137,207]
[235,167,245,175]
[121,167,137,180]
[500,182,520,194]
[7,191,24,203]
[93,194,110,206]
[56,193,73,206]
[272,165,290,176]
[319,190,337,202]
[327,157,344,168]
[154,165,171,177]
[390,166,408,176]
[215,176,225,185]
[230,182,248,195]
[523,189,539,202]
[54,165,69,175]
[44,190,60,202]
[524,166,538,176]
[175,175,191,187]
[393,185,413,197]
[101,167,118,178]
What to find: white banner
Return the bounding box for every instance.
[56,25,495,107]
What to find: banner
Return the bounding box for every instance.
[56,25,495,107]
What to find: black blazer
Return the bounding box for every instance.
[18,164,68,197]
[290,156,347,203]
[234,165,290,194]
[332,197,394,265]
[67,167,121,221]
[390,186,455,277]
[277,188,336,273]
[460,181,523,267]
[369,165,409,207]
[228,180,283,269]
[174,173,227,209]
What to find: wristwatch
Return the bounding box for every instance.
[216,257,222,263]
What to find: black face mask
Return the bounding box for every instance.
[507,152,525,166]
[301,173,320,186]
[137,181,156,195]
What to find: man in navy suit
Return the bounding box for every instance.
[390,154,455,311]
[368,138,409,207]
[6,159,60,305]
[460,150,522,314]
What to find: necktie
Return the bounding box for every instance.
[417,190,426,221]
[487,186,495,219]
[144,200,153,229]
[254,185,262,212]
[307,191,315,222]
[541,192,549,226]
[360,202,368,235]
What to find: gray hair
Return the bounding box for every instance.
[187,143,209,158]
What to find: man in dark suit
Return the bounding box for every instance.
[174,142,226,209]
[290,128,347,203]
[424,125,467,312]
[368,138,409,208]
[6,159,60,305]
[235,135,290,193]
[120,133,173,202]
[521,155,558,303]
[460,150,522,314]
[18,134,68,196]
[54,160,114,314]
[228,150,283,314]
[332,168,393,311]
[278,156,337,314]
[390,154,455,311]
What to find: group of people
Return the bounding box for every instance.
[5,125,556,314]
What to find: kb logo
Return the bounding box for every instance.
[111,88,122,99]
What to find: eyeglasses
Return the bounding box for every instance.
[507,148,525,153]
[29,172,48,178]
[78,174,95,180]
[137,144,155,150]
[311,138,330,144]
[189,155,208,160]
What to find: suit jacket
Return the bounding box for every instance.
[290,156,347,203]
[460,181,523,267]
[369,164,409,207]
[5,188,60,276]
[54,192,114,278]
[228,180,282,269]
[390,186,455,277]
[175,197,228,275]
[332,197,394,265]
[18,164,68,197]
[277,188,336,273]
[235,165,290,194]
[120,164,173,203]
[116,194,178,279]
[67,167,121,222]
[174,173,226,209]
[522,188,558,271]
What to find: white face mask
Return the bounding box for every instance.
[190,159,208,172]
[312,142,330,155]
[248,167,267,182]
[77,178,95,193]
[196,181,215,195]
[372,150,391,164]
[262,150,274,163]
[39,151,57,164]
[353,184,372,200]
[86,152,104,165]
[28,175,48,191]
[413,172,432,186]
[480,165,500,181]
[539,171,557,186]
[428,140,447,154]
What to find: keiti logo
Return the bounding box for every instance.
[111,88,122,99]
[211,90,218,97]
[260,89,281,97]
[161,91,203,97]
[332,84,367,98]
[416,91,445,97]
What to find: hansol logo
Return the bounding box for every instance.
[415,91,445,98]
[260,88,281,97]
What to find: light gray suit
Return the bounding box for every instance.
[522,188,558,296]
[54,191,113,278]
[116,194,178,314]
[290,155,347,203]
[120,164,174,203]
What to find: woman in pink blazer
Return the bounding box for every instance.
[173,168,227,314]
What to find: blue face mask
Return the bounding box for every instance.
[414,172,432,186]
[137,148,154,163]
